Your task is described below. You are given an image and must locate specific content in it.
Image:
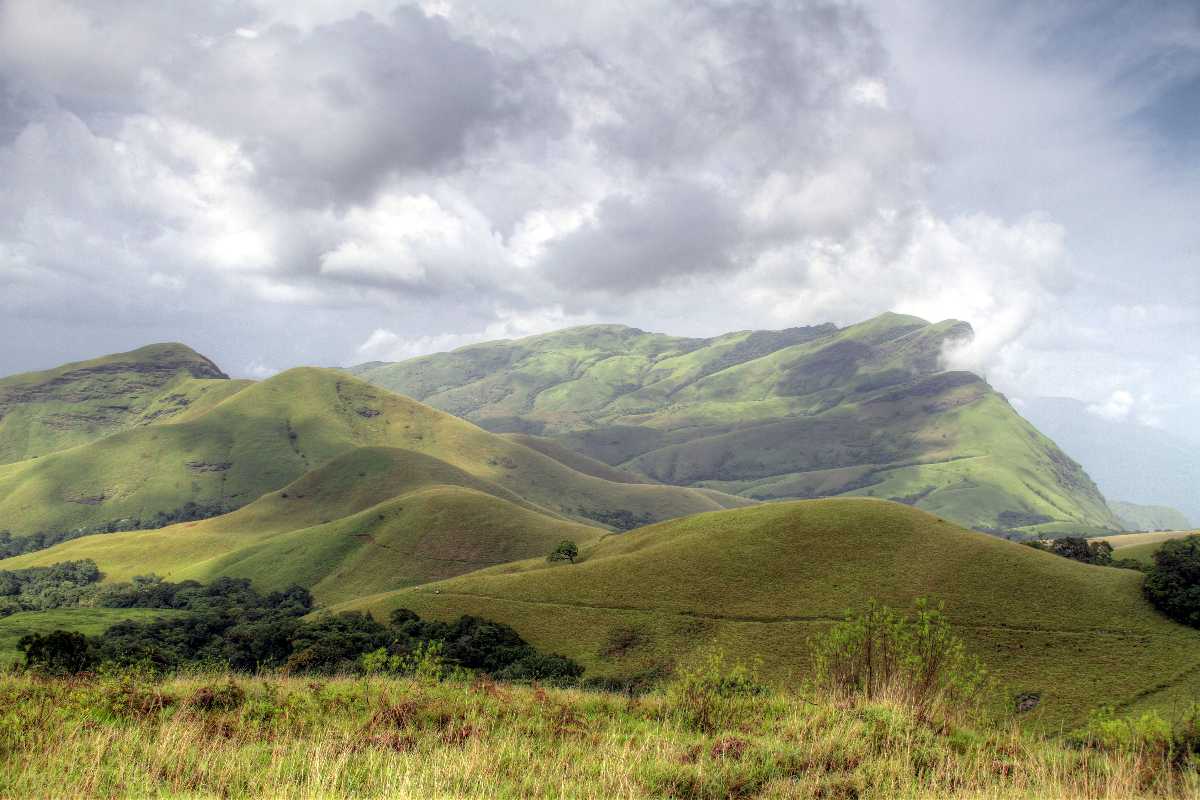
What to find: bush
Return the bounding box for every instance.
[667,650,764,733]
[1071,705,1200,768]
[1037,536,1114,566]
[809,599,988,721]
[18,630,96,675]
[1144,535,1200,627]
[547,540,579,563]
[189,682,246,712]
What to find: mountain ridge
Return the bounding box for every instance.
[351,313,1118,533]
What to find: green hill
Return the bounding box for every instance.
[0,343,247,465]
[350,313,1118,533]
[1102,530,1200,565]
[0,448,607,606]
[338,499,1200,727]
[1111,501,1193,532]
[0,366,749,549]
[0,353,752,603]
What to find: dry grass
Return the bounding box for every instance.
[0,671,1195,799]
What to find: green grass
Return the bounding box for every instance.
[336,499,1200,729]
[0,608,190,666]
[1,671,1196,798]
[351,313,1118,532]
[1101,531,1200,565]
[1111,502,1193,533]
[0,447,608,605]
[0,342,245,465]
[0,367,749,544]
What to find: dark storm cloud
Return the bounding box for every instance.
[175,8,546,208]
[541,180,742,291]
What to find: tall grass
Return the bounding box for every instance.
[0,668,1196,799]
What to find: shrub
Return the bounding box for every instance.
[1144,536,1200,627]
[547,540,579,564]
[1071,705,1200,768]
[189,682,246,712]
[1046,536,1114,566]
[18,630,96,675]
[809,599,988,722]
[667,650,764,733]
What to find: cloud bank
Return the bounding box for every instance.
[0,0,1196,438]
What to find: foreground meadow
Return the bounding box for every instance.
[1,670,1196,800]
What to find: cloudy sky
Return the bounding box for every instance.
[1,0,1197,439]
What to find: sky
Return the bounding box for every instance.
[1,0,1197,440]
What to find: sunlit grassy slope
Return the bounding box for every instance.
[0,367,749,541]
[0,343,248,465]
[0,445,605,604]
[351,313,1118,532]
[0,607,190,666]
[1103,531,1199,565]
[340,499,1200,727]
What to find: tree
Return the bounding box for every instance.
[1048,536,1113,566]
[18,630,96,674]
[548,540,579,564]
[1144,535,1200,627]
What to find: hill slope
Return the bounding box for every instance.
[0,366,749,547]
[339,499,1200,726]
[1111,501,1193,532]
[0,343,247,465]
[0,446,608,605]
[351,313,1118,533]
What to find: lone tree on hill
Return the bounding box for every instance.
[548,540,579,564]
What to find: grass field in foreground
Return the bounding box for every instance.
[1,672,1195,799]
[339,499,1200,729]
[0,608,190,666]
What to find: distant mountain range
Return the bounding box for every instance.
[352,312,1119,534]
[1017,397,1198,527]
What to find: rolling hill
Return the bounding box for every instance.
[338,499,1200,727]
[350,313,1119,534]
[0,446,612,605]
[0,365,749,549]
[1110,500,1193,533]
[0,351,751,603]
[0,343,248,465]
[1102,530,1200,565]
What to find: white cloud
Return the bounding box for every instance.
[0,0,1195,444]
[1087,389,1136,422]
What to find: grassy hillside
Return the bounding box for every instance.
[351,313,1118,533]
[0,607,190,666]
[0,439,686,604]
[1111,501,1193,532]
[0,366,749,545]
[339,499,1200,727]
[0,343,248,465]
[1103,531,1200,565]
